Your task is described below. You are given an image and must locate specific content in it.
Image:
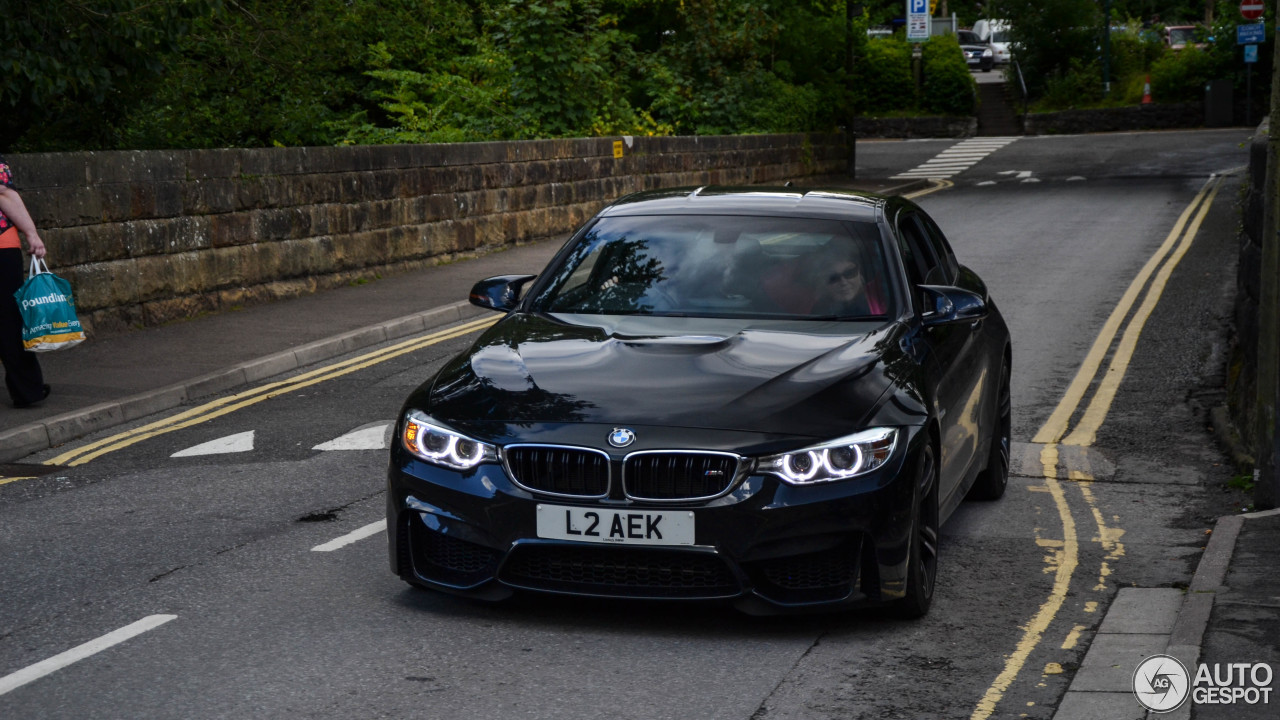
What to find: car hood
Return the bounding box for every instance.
[419,312,906,440]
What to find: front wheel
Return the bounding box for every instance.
[892,442,939,619]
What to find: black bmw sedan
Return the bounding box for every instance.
[387,187,1011,616]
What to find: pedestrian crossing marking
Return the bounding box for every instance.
[313,422,393,451]
[893,137,1019,179]
[171,430,255,458]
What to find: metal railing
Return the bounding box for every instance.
[1012,60,1029,132]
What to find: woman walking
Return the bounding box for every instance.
[0,156,50,407]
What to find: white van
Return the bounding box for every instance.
[972,19,1012,64]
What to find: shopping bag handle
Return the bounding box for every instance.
[27,256,50,279]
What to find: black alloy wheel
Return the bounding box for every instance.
[968,361,1011,501]
[893,441,939,618]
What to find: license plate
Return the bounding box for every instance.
[536,505,694,546]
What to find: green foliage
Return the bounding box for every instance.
[985,0,1273,112]
[921,35,976,116]
[1149,46,1221,102]
[1109,25,1165,79]
[1228,474,1255,492]
[495,0,636,138]
[120,0,483,150]
[991,0,1101,98]
[10,0,1046,150]
[0,0,221,151]
[1038,59,1105,110]
[856,37,914,114]
[330,37,517,145]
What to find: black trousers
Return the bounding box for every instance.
[0,247,45,405]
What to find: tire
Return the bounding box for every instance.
[968,360,1010,501]
[892,442,939,619]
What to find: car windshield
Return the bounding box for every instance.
[990,30,1010,43]
[958,30,982,44]
[530,214,892,320]
[1168,27,1195,44]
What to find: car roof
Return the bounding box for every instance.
[598,186,888,222]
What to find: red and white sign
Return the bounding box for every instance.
[1241,0,1265,21]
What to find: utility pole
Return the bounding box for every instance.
[1102,0,1112,94]
[846,1,861,178]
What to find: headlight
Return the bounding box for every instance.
[983,48,993,57]
[401,410,498,470]
[759,428,898,485]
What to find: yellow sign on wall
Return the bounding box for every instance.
[613,140,624,158]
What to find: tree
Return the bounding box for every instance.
[0,0,221,151]
[991,0,1102,97]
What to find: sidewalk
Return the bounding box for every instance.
[0,176,925,462]
[1052,509,1280,720]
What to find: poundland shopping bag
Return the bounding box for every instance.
[14,258,86,352]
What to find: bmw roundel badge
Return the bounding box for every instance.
[608,428,636,448]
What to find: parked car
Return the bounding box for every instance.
[1165,25,1206,51]
[958,29,995,72]
[386,187,1013,617]
[972,19,1013,64]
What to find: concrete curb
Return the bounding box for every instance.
[0,300,486,463]
[1158,512,1247,720]
[1052,511,1250,720]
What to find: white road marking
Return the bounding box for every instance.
[311,519,387,552]
[171,430,255,458]
[313,422,393,451]
[0,615,176,696]
[892,137,1019,179]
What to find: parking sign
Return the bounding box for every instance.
[907,0,929,41]
[1238,22,1266,44]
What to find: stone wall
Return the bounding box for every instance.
[854,116,977,139]
[9,134,844,334]
[1024,103,1203,135]
[1229,122,1268,465]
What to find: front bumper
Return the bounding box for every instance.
[386,427,927,613]
[964,52,994,72]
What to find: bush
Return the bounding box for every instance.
[1109,27,1164,80]
[857,37,914,113]
[1039,59,1105,109]
[1150,47,1220,103]
[997,0,1101,98]
[922,35,976,115]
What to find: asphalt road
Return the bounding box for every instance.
[0,128,1254,719]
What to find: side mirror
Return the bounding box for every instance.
[919,285,988,327]
[469,275,536,313]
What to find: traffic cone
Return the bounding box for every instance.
[1141,75,1153,105]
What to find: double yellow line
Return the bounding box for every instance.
[970,174,1224,720]
[45,315,499,467]
[1035,175,1224,446]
